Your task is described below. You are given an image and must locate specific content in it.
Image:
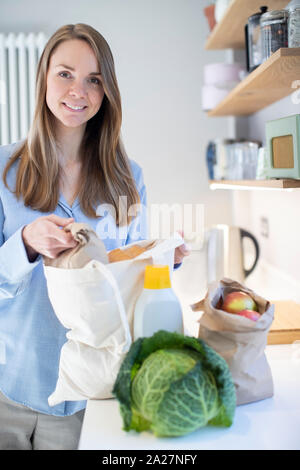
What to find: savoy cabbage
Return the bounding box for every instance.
[113,330,236,437]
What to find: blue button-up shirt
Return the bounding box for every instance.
[0,140,154,416]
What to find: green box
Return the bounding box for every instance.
[265,114,300,179]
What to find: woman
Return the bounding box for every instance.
[0,23,189,450]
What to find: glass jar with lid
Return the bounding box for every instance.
[288,8,300,47]
[246,6,268,72]
[260,10,289,62]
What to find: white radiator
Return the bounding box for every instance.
[0,32,47,146]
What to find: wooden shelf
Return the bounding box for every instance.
[206,48,300,117]
[205,0,288,50]
[209,179,300,189]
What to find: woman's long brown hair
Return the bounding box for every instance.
[2,23,140,225]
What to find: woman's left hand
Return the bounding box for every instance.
[174,231,191,265]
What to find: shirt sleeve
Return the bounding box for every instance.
[0,196,41,298]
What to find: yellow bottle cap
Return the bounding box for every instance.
[143,265,171,289]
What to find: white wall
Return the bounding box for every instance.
[0,0,233,235]
[233,94,300,297]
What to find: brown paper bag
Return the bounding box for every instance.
[43,222,109,268]
[191,278,275,406]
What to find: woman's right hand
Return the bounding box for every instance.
[22,214,78,262]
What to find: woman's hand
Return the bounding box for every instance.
[22,214,78,262]
[174,231,191,265]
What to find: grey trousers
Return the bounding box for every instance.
[0,390,85,450]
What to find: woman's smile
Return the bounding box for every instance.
[62,102,88,112]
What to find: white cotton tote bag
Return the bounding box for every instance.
[43,230,183,406]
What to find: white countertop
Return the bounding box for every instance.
[78,344,300,450]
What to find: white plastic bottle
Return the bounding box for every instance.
[133,265,183,340]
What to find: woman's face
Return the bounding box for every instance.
[46,39,105,130]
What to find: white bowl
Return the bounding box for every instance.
[203,62,245,87]
[201,85,229,111]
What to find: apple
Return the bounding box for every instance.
[222,291,258,314]
[237,309,261,322]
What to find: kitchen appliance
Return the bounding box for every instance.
[265,114,300,179]
[206,224,260,284]
[245,6,268,72]
[260,9,289,62]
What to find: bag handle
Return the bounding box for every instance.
[90,260,132,353]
